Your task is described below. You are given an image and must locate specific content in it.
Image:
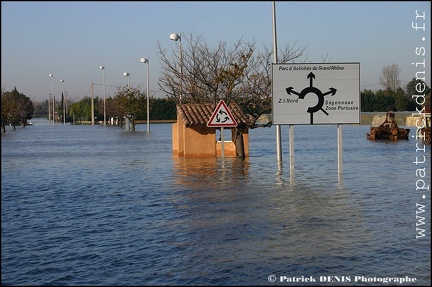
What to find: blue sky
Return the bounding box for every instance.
[1,1,430,102]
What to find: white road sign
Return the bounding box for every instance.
[207,100,238,127]
[272,63,360,124]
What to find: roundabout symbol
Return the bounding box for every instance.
[285,72,337,124]
[216,109,229,123]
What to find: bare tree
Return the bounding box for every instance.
[379,63,401,92]
[156,33,308,128]
[239,43,309,124]
[157,34,255,106]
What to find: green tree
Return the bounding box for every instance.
[375,89,396,111]
[69,97,93,123]
[150,97,177,120]
[104,96,122,126]
[406,78,430,111]
[1,87,34,131]
[361,89,395,112]
[394,87,408,111]
[361,89,375,112]
[114,86,146,131]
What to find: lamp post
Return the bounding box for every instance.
[140,57,150,133]
[123,72,130,88]
[49,74,55,125]
[60,79,66,124]
[99,66,106,126]
[272,1,283,165]
[48,93,52,122]
[123,72,131,131]
[169,32,183,104]
[91,83,95,125]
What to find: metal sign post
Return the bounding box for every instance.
[207,100,238,160]
[272,1,282,163]
[338,124,343,182]
[289,124,294,175]
[221,127,225,160]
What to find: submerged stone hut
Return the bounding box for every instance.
[172,102,254,157]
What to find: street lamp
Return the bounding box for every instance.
[123,72,130,88]
[60,79,66,124]
[140,57,150,133]
[48,93,52,122]
[49,73,55,125]
[169,32,183,104]
[100,66,106,126]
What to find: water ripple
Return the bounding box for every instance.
[2,121,430,285]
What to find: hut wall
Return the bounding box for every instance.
[183,125,216,157]
[172,123,179,155]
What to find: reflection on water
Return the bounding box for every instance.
[169,155,373,284]
[172,156,251,191]
[1,119,430,285]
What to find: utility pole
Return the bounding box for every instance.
[91,83,95,125]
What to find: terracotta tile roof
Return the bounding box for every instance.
[177,102,253,127]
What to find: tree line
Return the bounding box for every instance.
[361,77,430,112]
[32,92,177,126]
[362,63,430,112]
[67,89,177,130]
[2,79,430,133]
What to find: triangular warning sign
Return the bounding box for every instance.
[207,100,238,127]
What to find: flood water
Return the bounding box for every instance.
[1,118,431,285]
